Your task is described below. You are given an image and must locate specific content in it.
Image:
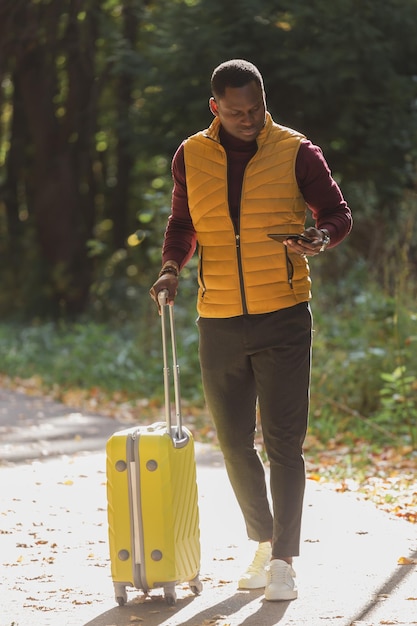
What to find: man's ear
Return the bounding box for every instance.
[209,97,218,116]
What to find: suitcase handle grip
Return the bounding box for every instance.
[159,290,184,441]
[158,289,169,307]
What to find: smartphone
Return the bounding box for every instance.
[268,233,313,243]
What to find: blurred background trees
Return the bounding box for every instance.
[1,0,417,444]
[1,0,417,319]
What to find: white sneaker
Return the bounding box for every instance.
[265,559,298,601]
[238,541,272,589]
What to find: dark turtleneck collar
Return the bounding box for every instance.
[219,125,258,153]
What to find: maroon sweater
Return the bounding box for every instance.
[163,125,352,269]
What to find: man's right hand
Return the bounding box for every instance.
[149,263,179,313]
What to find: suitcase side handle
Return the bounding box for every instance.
[158,290,184,442]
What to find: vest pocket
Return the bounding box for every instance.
[198,248,206,297]
[285,247,294,289]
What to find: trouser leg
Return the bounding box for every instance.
[197,315,273,542]
[250,303,312,557]
[198,303,312,557]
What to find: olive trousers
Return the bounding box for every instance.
[197,302,312,558]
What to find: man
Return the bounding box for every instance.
[150,59,352,601]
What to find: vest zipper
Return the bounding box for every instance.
[235,230,248,314]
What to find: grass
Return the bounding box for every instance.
[1,282,416,525]
[0,275,417,448]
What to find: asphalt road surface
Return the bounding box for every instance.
[0,387,416,626]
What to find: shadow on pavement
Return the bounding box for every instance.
[83,594,196,626]
[0,388,219,466]
[83,588,290,626]
[2,387,416,626]
[349,547,417,625]
[0,388,126,464]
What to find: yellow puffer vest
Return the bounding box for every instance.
[184,113,311,318]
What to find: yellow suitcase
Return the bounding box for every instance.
[106,293,202,606]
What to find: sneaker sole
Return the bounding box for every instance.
[238,578,267,590]
[265,589,298,601]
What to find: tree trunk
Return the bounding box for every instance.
[2,0,100,315]
[110,1,138,251]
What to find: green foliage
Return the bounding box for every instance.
[140,0,417,192]
[1,0,417,318]
[1,265,416,448]
[0,302,202,405]
[1,0,417,448]
[309,272,417,447]
[379,367,417,446]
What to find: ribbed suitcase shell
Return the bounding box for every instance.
[106,422,200,604]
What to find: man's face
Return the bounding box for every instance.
[210,81,266,142]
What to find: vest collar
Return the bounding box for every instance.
[205,112,273,145]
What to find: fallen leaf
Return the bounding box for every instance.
[43,556,55,564]
[72,600,93,605]
[336,481,349,493]
[398,556,417,565]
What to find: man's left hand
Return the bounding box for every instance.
[284,228,330,256]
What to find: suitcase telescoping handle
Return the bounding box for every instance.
[158,289,184,441]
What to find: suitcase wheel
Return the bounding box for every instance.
[114,583,127,607]
[163,583,177,606]
[190,575,203,596]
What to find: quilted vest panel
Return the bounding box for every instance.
[184,114,312,317]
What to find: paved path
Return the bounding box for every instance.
[0,388,416,626]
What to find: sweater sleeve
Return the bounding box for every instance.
[162,138,353,266]
[295,140,353,247]
[162,142,197,268]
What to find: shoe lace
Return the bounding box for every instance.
[269,561,293,584]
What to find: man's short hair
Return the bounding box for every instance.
[211,59,264,98]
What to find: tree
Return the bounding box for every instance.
[1,0,417,320]
[140,0,417,190]
[139,0,417,280]
[0,0,102,315]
